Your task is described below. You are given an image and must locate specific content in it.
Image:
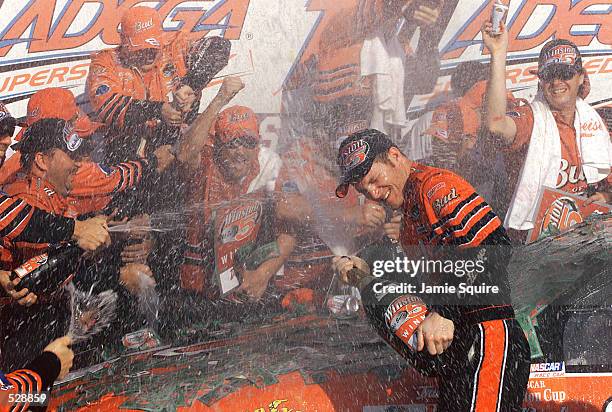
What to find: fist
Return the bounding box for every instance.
[43,336,74,380]
[383,213,402,242]
[359,202,386,229]
[218,76,244,102]
[331,256,370,286]
[413,3,442,27]
[153,145,176,173]
[416,312,454,355]
[174,85,197,113]
[0,270,38,307]
[119,263,156,295]
[161,102,183,127]
[481,20,509,55]
[72,216,110,252]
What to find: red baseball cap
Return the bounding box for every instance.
[19,88,102,140]
[214,106,260,145]
[120,7,163,51]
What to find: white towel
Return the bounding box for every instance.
[360,30,407,134]
[505,96,611,230]
[247,146,282,193]
[404,110,434,160]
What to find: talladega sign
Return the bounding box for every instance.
[0,1,610,126]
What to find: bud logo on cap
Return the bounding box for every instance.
[63,124,82,152]
[135,18,153,33]
[340,139,369,170]
[229,112,251,123]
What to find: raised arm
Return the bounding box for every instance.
[177,76,244,168]
[482,21,517,145]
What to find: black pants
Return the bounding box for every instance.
[436,318,531,412]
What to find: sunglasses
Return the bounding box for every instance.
[538,65,579,83]
[131,49,159,66]
[223,136,258,150]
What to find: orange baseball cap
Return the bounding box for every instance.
[120,7,163,51]
[19,88,102,140]
[214,106,260,145]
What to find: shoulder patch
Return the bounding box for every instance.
[426,182,446,199]
[162,63,176,77]
[95,84,110,96]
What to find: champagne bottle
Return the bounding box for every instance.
[9,243,83,296]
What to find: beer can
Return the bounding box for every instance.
[491,1,509,35]
[122,328,161,350]
[327,294,360,318]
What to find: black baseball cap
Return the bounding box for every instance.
[11,118,85,157]
[530,39,583,76]
[335,129,395,198]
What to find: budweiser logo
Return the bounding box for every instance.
[432,188,458,214]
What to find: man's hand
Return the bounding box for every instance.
[161,102,183,128]
[0,270,37,306]
[236,266,273,301]
[119,263,156,295]
[43,336,74,380]
[173,85,197,113]
[383,213,402,242]
[413,3,443,27]
[358,202,387,229]
[72,216,111,251]
[153,145,176,173]
[332,256,371,286]
[585,191,611,205]
[416,312,454,355]
[481,20,508,56]
[121,238,153,264]
[217,76,245,104]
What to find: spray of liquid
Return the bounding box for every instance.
[66,283,118,343]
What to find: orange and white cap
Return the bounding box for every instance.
[120,7,164,51]
[18,87,102,141]
[214,106,260,145]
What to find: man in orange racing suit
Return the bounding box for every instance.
[334,129,530,411]
[86,6,231,163]
[0,118,122,371]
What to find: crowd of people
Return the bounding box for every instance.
[0,2,610,411]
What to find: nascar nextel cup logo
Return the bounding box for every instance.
[0,0,250,57]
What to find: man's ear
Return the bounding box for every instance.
[33,152,48,173]
[387,146,402,167]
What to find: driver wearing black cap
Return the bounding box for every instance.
[333,128,530,411]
